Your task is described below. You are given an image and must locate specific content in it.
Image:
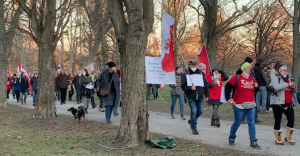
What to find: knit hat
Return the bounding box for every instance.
[107,62,116,68]
[255,63,261,67]
[241,62,251,71]
[176,66,182,71]
[244,57,253,63]
[188,60,198,65]
[278,65,287,73]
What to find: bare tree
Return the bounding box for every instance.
[17,0,73,118]
[189,0,258,67]
[0,0,22,109]
[108,0,154,146]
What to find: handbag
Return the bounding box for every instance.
[242,102,256,109]
[100,79,113,97]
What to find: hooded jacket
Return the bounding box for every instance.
[270,73,295,105]
[56,74,69,89]
[30,76,38,90]
[253,66,269,86]
[181,68,209,100]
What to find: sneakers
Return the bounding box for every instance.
[181,115,186,120]
[113,112,119,116]
[171,114,175,119]
[250,139,261,149]
[92,104,97,109]
[33,103,36,106]
[192,129,199,135]
[255,120,262,124]
[229,137,235,146]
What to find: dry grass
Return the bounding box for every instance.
[0,104,259,156]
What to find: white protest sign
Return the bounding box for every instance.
[83,63,94,73]
[145,56,175,84]
[187,74,204,87]
[220,87,227,103]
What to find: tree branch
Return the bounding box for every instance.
[217,20,255,38]
[108,0,127,40]
[143,0,154,35]
[278,0,293,19]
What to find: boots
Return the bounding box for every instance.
[285,127,296,145]
[211,117,215,126]
[229,137,235,146]
[274,130,284,145]
[250,139,261,149]
[215,117,220,127]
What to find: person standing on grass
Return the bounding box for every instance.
[253,63,269,114]
[79,69,93,114]
[206,65,229,127]
[225,62,260,149]
[56,70,69,105]
[181,59,209,135]
[169,66,186,120]
[270,63,296,145]
[7,77,12,99]
[19,72,29,105]
[97,62,120,124]
[30,73,38,106]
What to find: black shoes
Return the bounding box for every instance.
[192,129,199,135]
[250,139,261,149]
[229,137,235,146]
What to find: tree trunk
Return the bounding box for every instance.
[293,0,300,84]
[34,40,56,118]
[16,30,27,69]
[0,45,8,109]
[61,36,65,70]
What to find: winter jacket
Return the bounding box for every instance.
[12,77,21,91]
[253,66,269,87]
[72,75,81,89]
[265,70,271,84]
[7,79,12,90]
[181,68,209,100]
[19,76,29,93]
[170,74,184,95]
[97,69,120,107]
[30,76,38,90]
[270,74,295,105]
[56,74,69,89]
[79,75,92,87]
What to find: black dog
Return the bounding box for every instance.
[68,106,85,123]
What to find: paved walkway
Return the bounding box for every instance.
[7,95,300,156]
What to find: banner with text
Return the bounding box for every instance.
[83,63,94,73]
[145,56,175,85]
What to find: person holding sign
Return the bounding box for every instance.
[181,60,209,135]
[225,62,260,149]
[206,65,229,127]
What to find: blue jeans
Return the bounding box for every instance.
[33,90,37,104]
[230,106,256,141]
[57,89,61,101]
[76,88,82,103]
[12,87,15,98]
[171,94,184,115]
[256,86,267,112]
[188,98,204,129]
[105,92,116,123]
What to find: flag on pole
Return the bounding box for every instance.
[197,45,210,80]
[18,60,21,73]
[21,65,33,94]
[161,12,175,73]
[58,62,62,68]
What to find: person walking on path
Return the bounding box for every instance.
[7,77,12,99]
[13,73,21,103]
[97,62,120,124]
[30,73,38,106]
[79,69,93,114]
[270,63,296,145]
[73,71,82,104]
[56,70,69,104]
[95,71,105,112]
[19,72,29,105]
[225,62,261,149]
[89,71,97,109]
[181,60,209,135]
[253,63,269,114]
[207,65,229,127]
[12,73,16,99]
[169,66,186,120]
[67,74,74,101]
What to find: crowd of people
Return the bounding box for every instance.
[6,57,300,149]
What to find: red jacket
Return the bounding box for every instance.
[207,74,224,100]
[7,80,12,90]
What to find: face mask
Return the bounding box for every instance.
[83,73,86,76]
[191,68,197,72]
[17,76,20,78]
[35,75,38,77]
[243,71,250,77]
[78,74,82,76]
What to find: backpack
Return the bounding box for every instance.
[146,136,177,149]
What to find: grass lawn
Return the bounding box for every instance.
[148,87,300,129]
[0,104,258,156]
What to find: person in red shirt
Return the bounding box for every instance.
[207,65,228,127]
[225,62,260,149]
[7,77,12,99]
[270,63,296,145]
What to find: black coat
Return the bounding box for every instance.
[56,74,69,89]
[253,66,268,86]
[30,76,38,90]
[72,75,81,89]
[181,68,209,100]
[20,77,29,93]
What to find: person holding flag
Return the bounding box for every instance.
[181,59,209,135]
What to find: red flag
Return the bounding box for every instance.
[161,12,175,73]
[197,45,210,80]
[18,60,21,73]
[21,65,33,94]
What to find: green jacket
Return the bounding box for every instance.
[79,75,92,87]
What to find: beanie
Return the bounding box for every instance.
[244,57,253,63]
[241,62,251,71]
[255,63,260,67]
[107,62,116,68]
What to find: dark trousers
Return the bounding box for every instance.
[7,89,10,99]
[97,92,104,108]
[15,90,20,101]
[272,105,294,130]
[60,88,67,103]
[69,89,74,100]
